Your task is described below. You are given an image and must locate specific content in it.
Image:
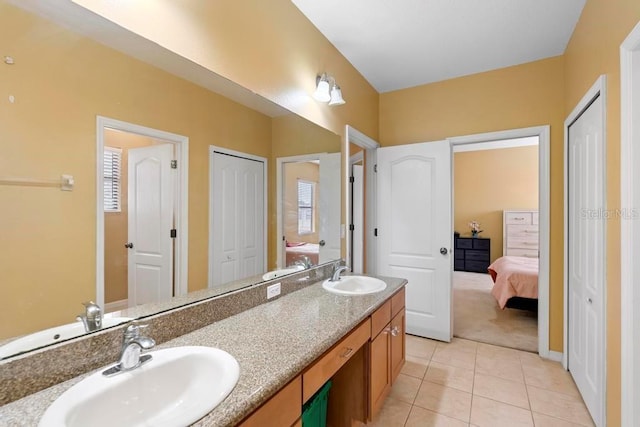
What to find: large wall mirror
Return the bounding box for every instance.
[0,1,342,359]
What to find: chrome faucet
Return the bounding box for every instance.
[103,323,155,377]
[76,301,102,332]
[293,255,313,269]
[330,265,349,282]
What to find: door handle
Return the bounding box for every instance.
[587,298,592,304]
[440,247,448,255]
[319,240,326,246]
[124,242,134,249]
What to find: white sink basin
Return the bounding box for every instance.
[322,275,387,295]
[39,346,240,427]
[262,265,305,281]
[0,317,132,359]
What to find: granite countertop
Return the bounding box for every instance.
[0,276,406,427]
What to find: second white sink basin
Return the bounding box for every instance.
[0,317,132,359]
[322,275,387,295]
[39,346,240,427]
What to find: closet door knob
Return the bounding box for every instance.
[319,240,326,246]
[440,247,448,255]
[124,242,134,249]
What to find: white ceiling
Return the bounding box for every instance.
[292,0,586,93]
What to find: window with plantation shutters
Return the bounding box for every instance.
[297,180,315,234]
[104,147,122,212]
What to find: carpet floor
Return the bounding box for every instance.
[453,271,538,352]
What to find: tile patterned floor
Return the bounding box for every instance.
[367,335,595,427]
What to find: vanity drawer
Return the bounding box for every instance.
[391,287,406,317]
[303,318,371,402]
[239,376,302,427]
[371,300,391,338]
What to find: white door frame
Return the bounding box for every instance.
[208,145,267,285]
[621,21,640,427]
[96,116,189,309]
[349,151,364,273]
[563,75,607,424]
[275,153,325,269]
[345,125,380,274]
[448,125,551,358]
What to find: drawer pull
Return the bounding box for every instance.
[523,242,538,245]
[524,230,539,233]
[514,217,525,220]
[339,347,354,358]
[390,326,399,337]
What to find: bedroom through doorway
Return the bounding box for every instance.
[452,136,540,352]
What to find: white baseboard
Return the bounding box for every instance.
[546,350,564,362]
[104,299,128,313]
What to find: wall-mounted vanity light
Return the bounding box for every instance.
[313,73,346,106]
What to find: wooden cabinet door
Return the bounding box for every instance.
[369,328,391,420]
[390,309,406,382]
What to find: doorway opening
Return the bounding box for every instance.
[451,136,539,352]
[345,126,379,275]
[448,125,551,357]
[276,152,342,269]
[96,116,189,312]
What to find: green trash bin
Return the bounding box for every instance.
[302,380,332,427]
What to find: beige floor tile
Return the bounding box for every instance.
[406,334,438,359]
[522,360,580,397]
[425,361,475,393]
[402,354,430,379]
[413,381,472,422]
[532,411,589,426]
[527,385,594,426]
[405,405,469,427]
[476,342,525,363]
[388,373,422,404]
[432,345,477,370]
[470,395,534,427]
[438,337,478,354]
[475,353,524,383]
[367,396,412,427]
[472,373,529,409]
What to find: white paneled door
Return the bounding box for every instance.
[567,93,605,426]
[377,141,452,341]
[210,150,265,287]
[318,152,342,264]
[127,144,174,306]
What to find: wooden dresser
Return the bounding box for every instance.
[454,237,491,273]
[503,210,539,258]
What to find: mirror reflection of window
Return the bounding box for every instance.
[104,147,122,212]
[297,180,315,234]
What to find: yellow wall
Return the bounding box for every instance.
[564,1,640,424]
[103,130,159,304]
[0,3,272,339]
[71,0,380,140]
[283,162,320,244]
[380,56,565,351]
[454,146,539,263]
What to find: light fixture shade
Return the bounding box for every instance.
[313,74,331,102]
[328,84,345,106]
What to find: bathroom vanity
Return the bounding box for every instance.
[0,273,406,426]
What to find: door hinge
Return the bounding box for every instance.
[349,224,355,231]
[374,164,378,173]
[374,228,378,237]
[349,176,355,183]
[170,229,177,238]
[171,160,178,169]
